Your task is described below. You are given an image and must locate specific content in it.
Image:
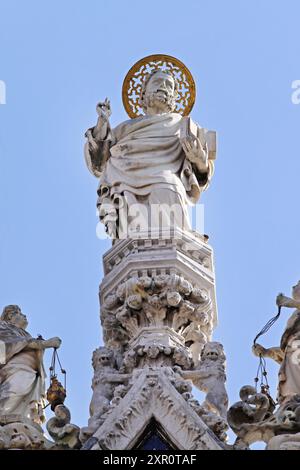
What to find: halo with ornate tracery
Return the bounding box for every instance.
[122,54,196,118]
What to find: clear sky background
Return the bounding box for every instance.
[1,0,300,445]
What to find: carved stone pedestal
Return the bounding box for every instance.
[81,230,228,450]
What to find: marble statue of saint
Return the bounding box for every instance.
[84,66,214,237]
[0,305,61,424]
[253,281,300,405]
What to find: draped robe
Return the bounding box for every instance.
[85,112,214,233]
[0,321,46,421]
[278,310,300,403]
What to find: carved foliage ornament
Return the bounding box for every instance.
[122,54,196,118]
[101,274,213,349]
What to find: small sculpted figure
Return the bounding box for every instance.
[253,281,300,404]
[0,305,61,424]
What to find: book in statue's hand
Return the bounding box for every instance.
[180,116,217,160]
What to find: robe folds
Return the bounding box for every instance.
[0,321,46,420]
[85,112,213,204]
[278,311,300,403]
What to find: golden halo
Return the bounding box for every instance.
[122,54,196,118]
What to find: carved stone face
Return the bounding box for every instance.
[13,311,28,329]
[167,291,182,307]
[173,348,190,368]
[126,294,142,310]
[104,294,118,310]
[201,342,225,363]
[292,281,300,301]
[146,345,160,359]
[1,305,28,329]
[98,353,112,366]
[143,71,176,113]
[92,347,114,370]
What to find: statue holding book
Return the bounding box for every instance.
[84,54,216,238]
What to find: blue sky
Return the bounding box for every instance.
[1,0,300,442]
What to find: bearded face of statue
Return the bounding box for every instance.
[143,71,177,114]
